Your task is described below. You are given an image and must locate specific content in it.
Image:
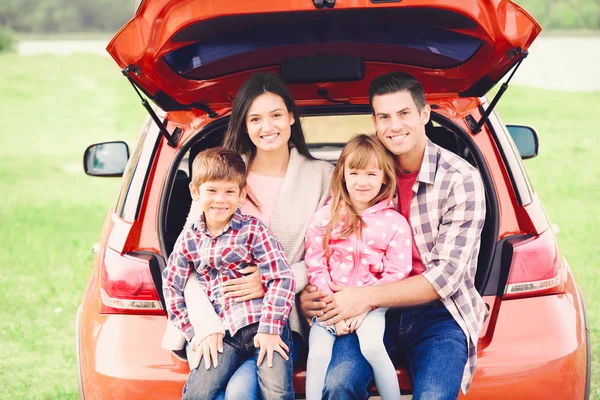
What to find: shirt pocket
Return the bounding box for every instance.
[220,245,253,272]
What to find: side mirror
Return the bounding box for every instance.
[83,141,130,177]
[506,125,538,159]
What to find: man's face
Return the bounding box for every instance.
[371,90,430,162]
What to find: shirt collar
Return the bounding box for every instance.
[416,138,439,186]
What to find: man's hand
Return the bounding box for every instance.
[334,320,350,336]
[345,310,369,333]
[253,333,290,367]
[223,266,265,302]
[319,283,372,325]
[190,333,224,370]
[299,285,328,325]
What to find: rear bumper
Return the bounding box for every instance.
[77,293,588,399]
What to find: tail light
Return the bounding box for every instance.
[503,228,564,299]
[100,247,165,315]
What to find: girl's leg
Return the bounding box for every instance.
[356,308,400,400]
[306,323,337,400]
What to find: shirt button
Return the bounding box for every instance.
[209,258,213,264]
[224,305,229,310]
[212,239,216,244]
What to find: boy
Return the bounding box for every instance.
[162,147,296,400]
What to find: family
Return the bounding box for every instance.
[161,70,487,400]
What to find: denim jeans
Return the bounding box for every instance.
[182,322,295,400]
[322,302,468,400]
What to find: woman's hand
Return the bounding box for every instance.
[299,285,328,325]
[190,333,224,370]
[223,266,265,302]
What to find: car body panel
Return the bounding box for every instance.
[107,0,541,110]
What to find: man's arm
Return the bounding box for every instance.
[319,170,485,324]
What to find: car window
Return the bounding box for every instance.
[116,118,161,221]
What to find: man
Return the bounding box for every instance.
[300,71,487,400]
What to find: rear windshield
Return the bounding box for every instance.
[164,9,483,80]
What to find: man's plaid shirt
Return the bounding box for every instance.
[405,138,487,393]
[162,209,295,341]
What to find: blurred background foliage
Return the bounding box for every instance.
[0,0,598,34]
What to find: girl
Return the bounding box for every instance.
[161,72,334,399]
[305,134,412,400]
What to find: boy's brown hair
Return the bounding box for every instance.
[190,147,247,189]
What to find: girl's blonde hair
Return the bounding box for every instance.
[323,134,397,257]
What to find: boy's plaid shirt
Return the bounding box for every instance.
[162,209,295,341]
[404,139,487,393]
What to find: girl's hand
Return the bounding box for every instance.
[191,333,224,370]
[222,266,265,302]
[345,310,369,333]
[299,285,328,325]
[253,333,290,367]
[334,320,350,336]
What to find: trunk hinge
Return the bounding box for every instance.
[313,0,335,8]
[467,48,528,134]
[122,65,186,147]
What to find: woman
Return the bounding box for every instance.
[162,72,333,399]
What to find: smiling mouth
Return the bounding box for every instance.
[261,133,279,140]
[211,207,228,212]
[388,133,408,142]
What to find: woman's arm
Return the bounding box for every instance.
[185,273,225,342]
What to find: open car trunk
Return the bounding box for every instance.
[108,0,540,113]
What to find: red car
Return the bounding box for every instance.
[77,0,590,398]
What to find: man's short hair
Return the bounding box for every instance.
[191,147,246,189]
[369,71,427,112]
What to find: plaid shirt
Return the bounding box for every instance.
[162,209,295,340]
[405,139,487,393]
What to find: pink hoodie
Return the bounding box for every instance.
[305,199,412,296]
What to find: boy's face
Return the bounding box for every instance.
[189,180,247,232]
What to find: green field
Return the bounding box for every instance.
[0,53,598,399]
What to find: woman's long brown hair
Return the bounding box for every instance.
[323,134,398,257]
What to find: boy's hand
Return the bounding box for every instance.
[191,333,224,370]
[223,265,265,302]
[253,333,290,368]
[334,320,350,336]
[345,311,369,333]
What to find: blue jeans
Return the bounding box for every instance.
[182,322,295,400]
[323,303,468,400]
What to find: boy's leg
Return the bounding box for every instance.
[182,338,244,400]
[254,322,295,400]
[397,304,468,400]
[306,323,336,400]
[322,333,373,400]
[356,308,400,400]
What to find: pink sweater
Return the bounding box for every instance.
[305,200,412,295]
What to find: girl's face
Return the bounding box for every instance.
[245,92,294,154]
[344,155,385,214]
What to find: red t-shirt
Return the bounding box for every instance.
[397,172,426,276]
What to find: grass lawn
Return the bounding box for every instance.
[0,53,598,399]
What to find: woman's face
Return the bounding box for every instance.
[245,92,294,154]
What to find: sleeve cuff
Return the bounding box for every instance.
[258,318,286,335]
